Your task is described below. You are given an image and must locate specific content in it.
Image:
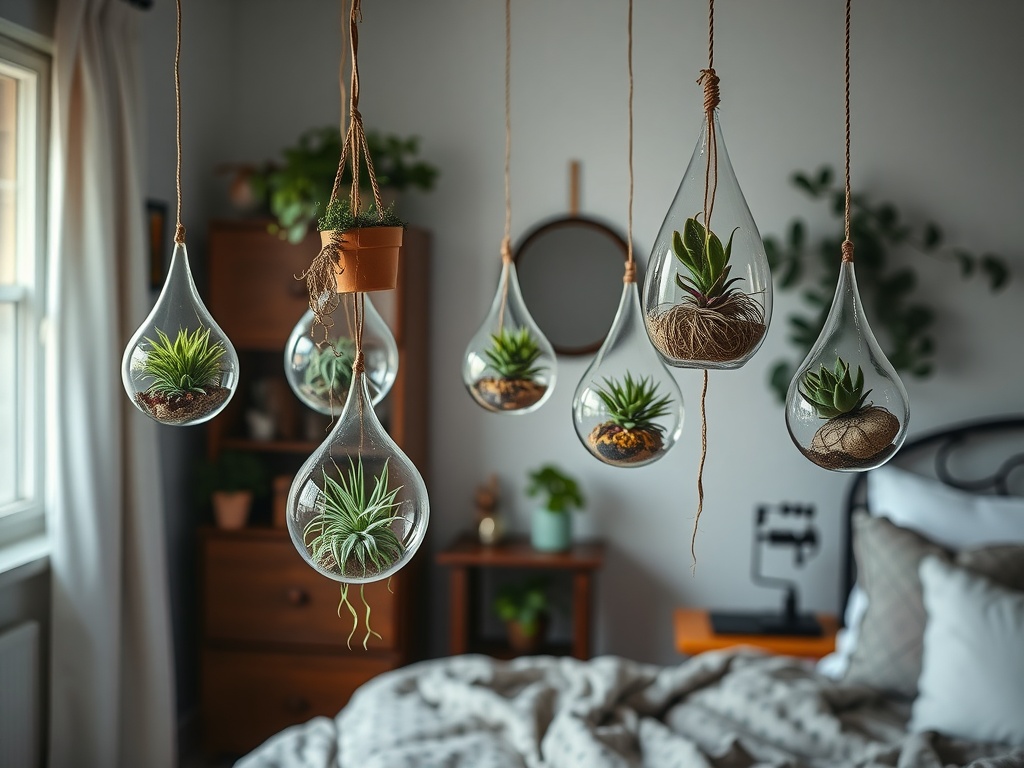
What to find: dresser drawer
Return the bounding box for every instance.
[201,647,393,755]
[202,532,399,650]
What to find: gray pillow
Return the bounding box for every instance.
[845,513,1024,697]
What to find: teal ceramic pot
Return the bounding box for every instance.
[531,507,571,552]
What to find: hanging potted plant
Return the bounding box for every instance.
[588,373,674,466]
[472,327,550,411]
[494,578,550,654]
[797,356,900,470]
[134,326,230,424]
[316,198,405,294]
[526,464,585,553]
[196,451,268,530]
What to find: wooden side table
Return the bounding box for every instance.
[674,608,838,659]
[436,534,606,659]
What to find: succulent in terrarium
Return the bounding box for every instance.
[135,326,229,423]
[471,326,548,411]
[647,217,766,364]
[303,457,406,648]
[798,355,899,469]
[587,373,673,465]
[304,340,355,403]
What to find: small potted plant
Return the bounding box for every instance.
[526,464,585,553]
[471,327,549,412]
[494,577,550,654]
[316,197,405,294]
[588,373,674,465]
[647,217,766,364]
[798,355,900,470]
[196,451,268,530]
[135,326,229,424]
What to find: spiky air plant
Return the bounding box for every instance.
[588,373,673,465]
[304,340,355,404]
[135,326,229,423]
[798,355,899,469]
[472,326,548,412]
[304,457,406,649]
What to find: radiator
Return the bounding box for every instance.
[0,622,40,768]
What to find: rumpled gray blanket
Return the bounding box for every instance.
[235,651,1023,768]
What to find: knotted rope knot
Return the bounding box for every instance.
[697,68,721,112]
[841,240,855,263]
[500,238,513,264]
[349,107,362,124]
[623,261,636,284]
[174,224,186,244]
[353,349,365,374]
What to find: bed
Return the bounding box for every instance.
[236,416,1024,768]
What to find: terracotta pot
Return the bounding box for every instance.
[324,227,403,293]
[212,490,253,530]
[506,615,549,655]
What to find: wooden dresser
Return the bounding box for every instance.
[199,220,430,755]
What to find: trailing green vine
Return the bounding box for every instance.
[764,166,1011,403]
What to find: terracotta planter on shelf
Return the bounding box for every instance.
[212,490,253,530]
[506,615,549,655]
[324,227,403,294]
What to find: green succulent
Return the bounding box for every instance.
[305,341,355,400]
[317,197,404,233]
[594,372,672,434]
[140,326,225,397]
[798,356,871,419]
[672,217,745,309]
[483,327,545,381]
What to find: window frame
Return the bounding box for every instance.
[0,25,51,547]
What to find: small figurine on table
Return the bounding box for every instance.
[475,474,505,546]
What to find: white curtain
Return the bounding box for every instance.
[47,1,175,766]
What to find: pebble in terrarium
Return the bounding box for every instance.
[467,324,552,413]
[586,373,675,466]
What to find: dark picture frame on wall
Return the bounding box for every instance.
[146,199,169,290]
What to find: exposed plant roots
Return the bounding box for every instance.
[300,234,343,344]
[647,294,765,364]
[338,583,382,650]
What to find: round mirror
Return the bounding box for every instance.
[515,216,629,356]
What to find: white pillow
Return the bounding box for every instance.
[817,464,1024,678]
[912,556,1024,745]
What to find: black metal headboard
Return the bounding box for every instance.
[840,414,1024,620]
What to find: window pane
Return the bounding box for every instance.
[0,73,16,285]
[0,303,16,505]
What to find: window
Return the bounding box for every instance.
[0,29,49,544]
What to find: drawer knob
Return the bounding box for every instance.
[285,587,310,606]
[283,695,310,714]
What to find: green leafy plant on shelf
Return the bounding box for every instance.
[135,327,228,423]
[764,166,1011,403]
[797,355,900,470]
[494,577,550,653]
[526,464,585,514]
[304,340,355,403]
[303,457,405,649]
[588,373,673,465]
[471,327,549,412]
[249,127,438,243]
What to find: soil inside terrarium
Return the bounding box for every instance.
[801,443,897,471]
[136,386,230,424]
[588,423,664,466]
[313,547,401,580]
[646,299,766,364]
[472,377,547,411]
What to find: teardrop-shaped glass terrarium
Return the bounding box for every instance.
[284,294,398,415]
[785,260,909,472]
[643,111,772,370]
[122,242,238,425]
[287,368,428,583]
[463,260,557,414]
[573,278,684,467]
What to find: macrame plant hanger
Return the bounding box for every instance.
[784,0,909,471]
[121,0,239,427]
[571,0,684,469]
[285,0,429,650]
[461,0,557,416]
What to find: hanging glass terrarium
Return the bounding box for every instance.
[785,258,909,471]
[643,109,772,370]
[122,0,238,425]
[284,294,398,415]
[573,277,683,467]
[463,258,556,414]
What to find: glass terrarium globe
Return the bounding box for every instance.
[122,242,238,426]
[573,279,684,467]
[284,295,398,415]
[463,260,556,414]
[785,260,910,472]
[287,369,428,583]
[643,110,772,370]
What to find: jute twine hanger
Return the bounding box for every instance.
[173,0,185,245]
[841,0,855,265]
[623,0,636,287]
[496,0,514,330]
